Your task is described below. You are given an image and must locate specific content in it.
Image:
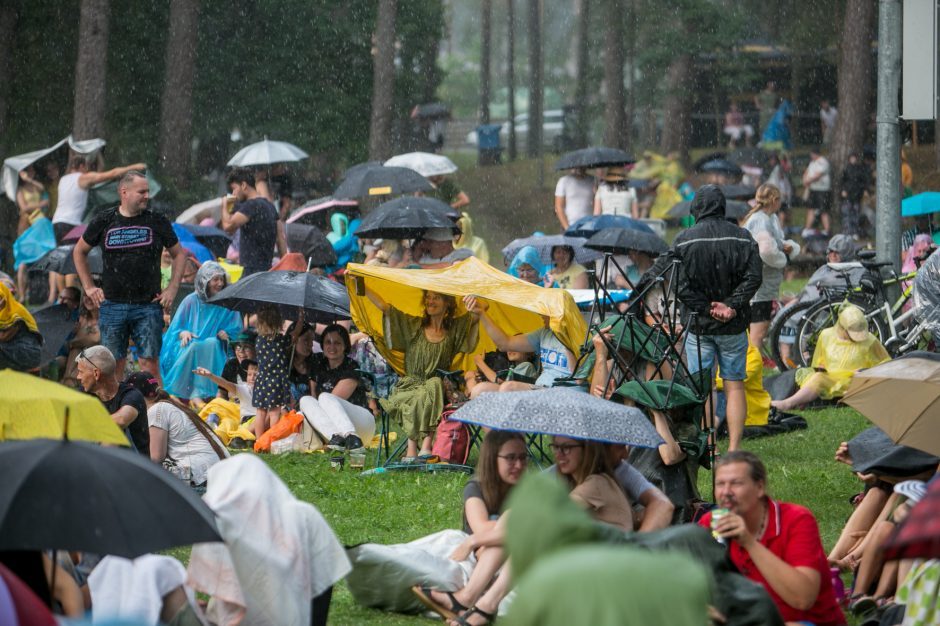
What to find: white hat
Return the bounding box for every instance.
[422,227,456,242]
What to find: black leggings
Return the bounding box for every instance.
[310,585,333,626]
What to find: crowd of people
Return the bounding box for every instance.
[1,128,937,626]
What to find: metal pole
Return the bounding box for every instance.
[876,0,902,270]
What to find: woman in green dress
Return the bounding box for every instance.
[365,288,478,460]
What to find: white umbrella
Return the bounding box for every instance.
[175,197,228,225]
[2,136,106,199]
[384,152,458,177]
[226,139,309,167]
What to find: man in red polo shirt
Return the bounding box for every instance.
[699,451,846,626]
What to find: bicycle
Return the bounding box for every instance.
[785,250,925,368]
[767,250,921,369]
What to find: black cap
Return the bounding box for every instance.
[125,371,159,398]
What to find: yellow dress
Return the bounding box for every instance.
[794,328,890,399]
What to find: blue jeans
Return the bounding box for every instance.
[685,332,748,382]
[99,301,164,360]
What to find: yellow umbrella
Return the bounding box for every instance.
[345,257,587,375]
[0,370,129,445]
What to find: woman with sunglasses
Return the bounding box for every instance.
[413,431,527,626]
[552,436,633,531]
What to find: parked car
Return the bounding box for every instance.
[465,109,565,150]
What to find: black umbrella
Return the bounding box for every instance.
[180,224,232,259]
[31,303,76,366]
[554,147,635,171]
[208,270,351,323]
[585,227,668,256]
[354,196,459,240]
[668,199,750,220]
[727,147,769,169]
[341,161,383,181]
[565,214,654,238]
[0,439,220,558]
[698,158,743,177]
[333,165,433,200]
[284,223,338,267]
[32,244,103,275]
[718,184,756,200]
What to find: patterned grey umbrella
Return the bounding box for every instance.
[449,387,664,448]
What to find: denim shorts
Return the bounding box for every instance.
[99,301,164,360]
[685,331,748,382]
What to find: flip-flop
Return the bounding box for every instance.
[411,585,467,621]
[451,605,496,625]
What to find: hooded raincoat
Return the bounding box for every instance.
[160,262,242,399]
[642,185,761,335]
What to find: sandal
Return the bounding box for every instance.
[412,585,467,621]
[451,605,496,625]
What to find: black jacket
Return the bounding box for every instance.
[840,162,870,203]
[642,185,762,335]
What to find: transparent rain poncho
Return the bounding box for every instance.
[912,248,940,336]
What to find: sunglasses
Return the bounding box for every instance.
[78,349,99,372]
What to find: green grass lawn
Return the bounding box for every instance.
[170,405,871,625]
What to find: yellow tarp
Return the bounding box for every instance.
[0,370,129,445]
[344,257,588,376]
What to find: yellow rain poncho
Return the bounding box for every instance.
[346,258,587,441]
[649,181,684,220]
[795,321,890,399]
[454,212,490,264]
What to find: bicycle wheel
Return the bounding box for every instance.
[794,299,888,368]
[767,298,817,371]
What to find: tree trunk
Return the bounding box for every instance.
[368,0,398,161]
[573,0,590,148]
[480,0,491,124]
[0,0,19,157]
[526,0,542,157]
[624,0,635,150]
[602,0,625,148]
[830,0,876,177]
[660,53,692,161]
[72,0,110,140]
[507,0,517,160]
[158,0,200,189]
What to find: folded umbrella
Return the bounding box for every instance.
[448,387,663,448]
[0,370,129,446]
[585,227,668,256]
[881,478,940,561]
[227,138,308,167]
[284,222,338,267]
[384,152,458,177]
[208,270,351,323]
[31,244,103,275]
[354,196,458,240]
[564,214,654,238]
[334,164,433,199]
[554,147,635,171]
[502,235,601,266]
[842,352,940,457]
[0,439,219,557]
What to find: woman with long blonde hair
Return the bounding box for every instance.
[743,183,800,351]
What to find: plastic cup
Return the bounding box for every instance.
[330,455,345,471]
[710,507,729,544]
[349,451,366,469]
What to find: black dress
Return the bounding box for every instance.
[252,333,292,409]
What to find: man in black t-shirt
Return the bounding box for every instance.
[74,345,150,455]
[74,171,188,381]
[221,168,280,276]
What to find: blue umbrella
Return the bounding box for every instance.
[565,214,654,238]
[449,387,664,448]
[180,224,232,259]
[171,224,214,264]
[901,192,940,217]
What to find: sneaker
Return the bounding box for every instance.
[327,434,347,451]
[345,434,365,451]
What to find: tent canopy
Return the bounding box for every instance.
[344,257,587,376]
